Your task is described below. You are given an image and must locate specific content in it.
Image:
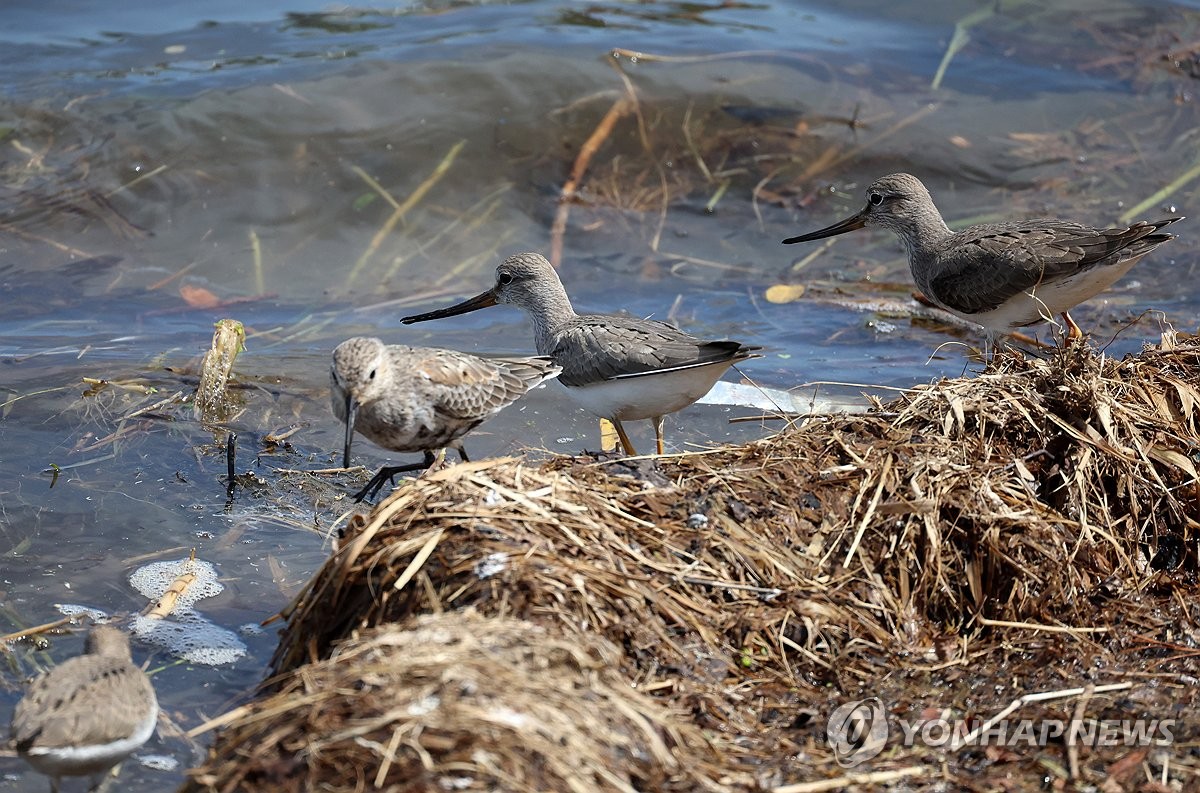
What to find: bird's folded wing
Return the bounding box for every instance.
[417,349,549,420]
[929,221,1162,315]
[553,316,744,387]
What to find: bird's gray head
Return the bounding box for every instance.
[331,337,391,468]
[857,173,939,235]
[783,173,947,249]
[491,252,562,310]
[85,625,133,660]
[330,337,389,407]
[399,252,570,327]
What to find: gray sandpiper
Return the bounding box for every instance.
[401,252,760,456]
[783,173,1181,339]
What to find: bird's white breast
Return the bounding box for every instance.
[23,704,158,777]
[563,360,738,421]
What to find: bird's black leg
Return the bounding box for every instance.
[353,450,437,503]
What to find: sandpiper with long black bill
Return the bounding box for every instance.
[783,173,1181,339]
[401,252,760,456]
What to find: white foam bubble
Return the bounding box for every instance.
[130,612,246,666]
[128,558,224,609]
[126,557,245,666]
[55,604,110,623]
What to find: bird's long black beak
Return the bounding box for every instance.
[401,289,498,324]
[342,393,357,469]
[782,210,868,244]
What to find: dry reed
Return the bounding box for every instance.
[185,333,1200,791]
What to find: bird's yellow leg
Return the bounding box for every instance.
[612,419,638,456]
[1061,312,1084,341]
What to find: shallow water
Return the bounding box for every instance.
[2,1,1198,789]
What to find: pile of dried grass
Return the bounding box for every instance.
[185,334,1200,791]
[183,611,721,793]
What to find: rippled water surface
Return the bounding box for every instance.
[2,1,1199,789]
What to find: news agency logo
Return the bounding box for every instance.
[826,698,1176,768]
[826,697,888,767]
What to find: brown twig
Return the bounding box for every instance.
[0,616,75,644]
[549,95,633,268]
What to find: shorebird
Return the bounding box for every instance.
[10,625,158,793]
[331,337,561,501]
[401,252,761,456]
[783,173,1182,339]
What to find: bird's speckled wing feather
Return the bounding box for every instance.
[408,348,560,422]
[928,217,1179,316]
[11,656,156,749]
[551,314,759,388]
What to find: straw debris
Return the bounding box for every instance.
[194,318,246,423]
[184,612,725,793]
[187,333,1200,791]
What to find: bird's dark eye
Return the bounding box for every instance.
[868,192,884,206]
[498,272,514,286]
[368,369,376,380]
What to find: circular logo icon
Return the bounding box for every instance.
[827,697,888,767]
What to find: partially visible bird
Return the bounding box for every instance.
[10,625,158,793]
[401,252,760,456]
[330,337,560,501]
[783,172,1181,339]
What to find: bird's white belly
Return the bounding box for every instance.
[960,258,1142,331]
[564,360,737,421]
[24,705,158,777]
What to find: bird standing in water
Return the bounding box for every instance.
[783,173,1181,340]
[401,252,760,456]
[331,337,560,501]
[10,625,158,793]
